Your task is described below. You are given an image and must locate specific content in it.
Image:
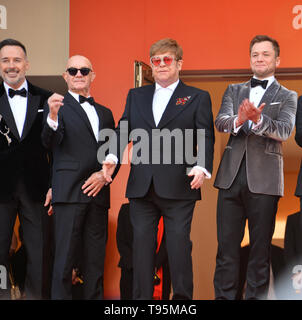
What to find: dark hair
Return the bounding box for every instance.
[0,38,27,56]
[249,35,280,57]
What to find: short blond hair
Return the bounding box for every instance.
[150,38,183,60]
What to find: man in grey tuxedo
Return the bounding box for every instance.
[213,35,297,300]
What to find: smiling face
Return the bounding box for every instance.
[63,55,95,96]
[250,41,280,79]
[0,45,29,89]
[150,51,183,88]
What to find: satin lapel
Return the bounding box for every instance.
[136,84,156,128]
[20,88,40,141]
[65,93,96,141]
[94,104,104,142]
[258,80,280,108]
[237,81,250,112]
[157,81,195,129]
[0,84,20,140]
[238,81,251,135]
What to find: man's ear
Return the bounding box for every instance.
[177,59,183,71]
[91,71,96,82]
[62,72,68,83]
[25,60,30,72]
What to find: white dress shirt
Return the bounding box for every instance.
[4,80,28,138]
[234,75,275,132]
[47,91,99,141]
[152,80,179,126]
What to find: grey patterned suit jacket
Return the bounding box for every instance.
[214,79,297,196]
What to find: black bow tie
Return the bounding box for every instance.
[8,88,27,98]
[79,95,94,105]
[251,78,268,89]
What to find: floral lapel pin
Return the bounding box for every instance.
[176,96,191,106]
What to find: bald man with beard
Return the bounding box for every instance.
[41,55,115,300]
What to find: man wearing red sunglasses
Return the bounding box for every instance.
[103,38,215,300]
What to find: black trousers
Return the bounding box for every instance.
[51,202,108,300]
[0,179,48,300]
[120,267,133,300]
[214,157,279,300]
[129,184,195,300]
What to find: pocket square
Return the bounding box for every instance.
[38,109,44,112]
[270,102,280,106]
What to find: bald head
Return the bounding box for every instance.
[66,55,93,70]
[63,55,95,96]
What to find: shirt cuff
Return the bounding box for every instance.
[105,153,118,165]
[251,115,263,130]
[47,114,58,131]
[233,117,243,133]
[194,165,211,179]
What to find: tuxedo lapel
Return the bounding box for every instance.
[259,80,280,107]
[0,84,20,140]
[136,84,156,128]
[94,104,104,133]
[20,85,40,141]
[238,81,250,112]
[240,81,252,135]
[157,81,195,129]
[65,93,97,142]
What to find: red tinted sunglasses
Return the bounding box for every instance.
[150,56,175,67]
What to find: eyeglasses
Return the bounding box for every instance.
[66,67,92,76]
[150,55,176,67]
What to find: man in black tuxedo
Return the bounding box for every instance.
[0,39,53,299]
[103,38,215,300]
[213,35,297,299]
[42,55,115,299]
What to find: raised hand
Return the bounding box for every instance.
[48,93,64,122]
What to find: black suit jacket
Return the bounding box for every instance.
[295,96,302,197]
[41,92,115,208]
[114,80,215,200]
[0,81,52,202]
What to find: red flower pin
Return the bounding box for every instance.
[176,96,191,106]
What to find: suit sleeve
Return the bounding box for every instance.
[41,100,64,149]
[40,93,54,188]
[295,96,302,147]
[113,90,132,163]
[103,108,121,180]
[251,90,297,142]
[215,85,240,136]
[196,91,215,174]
